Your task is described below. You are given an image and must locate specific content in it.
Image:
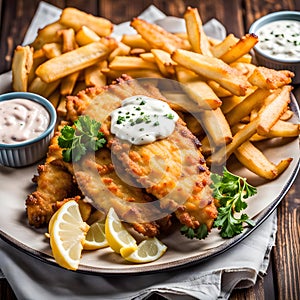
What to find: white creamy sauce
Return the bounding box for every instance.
[110,95,179,145]
[256,20,300,60]
[0,99,50,144]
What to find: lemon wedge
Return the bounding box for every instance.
[48,200,90,271]
[105,207,137,254]
[120,237,167,263]
[83,220,109,250]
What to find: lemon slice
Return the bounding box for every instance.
[105,207,137,254]
[120,237,167,263]
[83,220,109,250]
[48,200,90,271]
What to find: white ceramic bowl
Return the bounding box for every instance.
[0,92,56,168]
[249,11,300,84]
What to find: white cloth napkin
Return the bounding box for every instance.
[0,2,278,299]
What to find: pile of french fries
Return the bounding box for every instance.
[12,6,299,180]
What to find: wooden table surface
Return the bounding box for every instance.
[0,0,299,299]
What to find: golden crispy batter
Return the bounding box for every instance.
[25,124,80,228]
[110,118,217,230]
[25,163,75,227]
[74,148,169,237]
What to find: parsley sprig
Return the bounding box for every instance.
[58,115,106,162]
[211,167,256,238]
[180,167,256,240]
[180,224,208,240]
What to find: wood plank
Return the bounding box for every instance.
[273,181,300,300]
[244,0,300,31]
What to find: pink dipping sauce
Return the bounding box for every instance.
[0,98,50,144]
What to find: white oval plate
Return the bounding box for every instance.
[0,71,299,275]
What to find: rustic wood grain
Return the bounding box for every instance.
[0,1,299,300]
[274,182,300,300]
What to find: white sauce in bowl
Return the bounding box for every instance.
[110,95,179,145]
[256,20,300,60]
[0,98,50,144]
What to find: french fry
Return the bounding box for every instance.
[140,52,156,63]
[75,25,101,46]
[172,49,251,96]
[251,120,300,141]
[109,56,159,71]
[230,62,256,78]
[108,42,131,61]
[160,91,200,113]
[48,89,61,108]
[174,66,222,109]
[181,80,222,110]
[280,109,293,121]
[58,28,77,53]
[72,80,89,96]
[186,81,222,110]
[42,42,62,59]
[219,33,258,64]
[130,18,190,54]
[175,65,205,82]
[184,6,213,56]
[200,135,215,156]
[207,80,232,97]
[257,85,292,135]
[220,94,245,114]
[210,34,239,58]
[233,54,253,64]
[151,49,177,77]
[57,95,67,117]
[28,77,61,98]
[276,158,293,176]
[234,141,292,180]
[30,21,66,50]
[28,49,47,86]
[85,60,107,87]
[130,48,146,56]
[59,7,113,37]
[102,68,163,80]
[12,45,33,92]
[120,34,151,51]
[208,117,260,165]
[183,113,204,136]
[199,108,232,147]
[225,88,271,126]
[36,41,117,83]
[248,66,294,89]
[60,71,80,95]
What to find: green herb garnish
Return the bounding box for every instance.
[180,224,208,240]
[58,115,106,162]
[180,167,256,240]
[211,167,256,238]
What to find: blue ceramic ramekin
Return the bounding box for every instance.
[0,92,57,167]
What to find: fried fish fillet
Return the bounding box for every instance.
[25,162,75,227]
[25,129,79,228]
[69,75,218,231]
[110,118,218,230]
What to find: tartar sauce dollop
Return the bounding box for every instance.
[110,95,179,145]
[256,20,300,60]
[0,99,50,144]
